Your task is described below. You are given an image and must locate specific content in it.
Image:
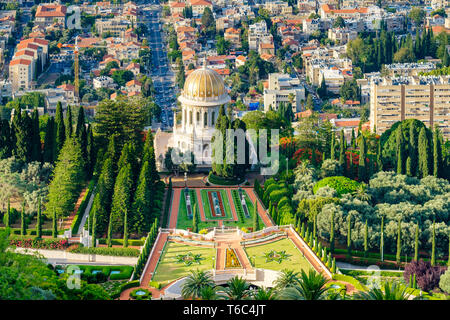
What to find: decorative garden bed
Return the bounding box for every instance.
[225,248,242,269]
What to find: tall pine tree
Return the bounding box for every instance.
[418,127,430,178]
[55,102,66,156]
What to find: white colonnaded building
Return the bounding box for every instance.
[154,66,231,170]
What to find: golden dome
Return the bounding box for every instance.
[182,67,226,102]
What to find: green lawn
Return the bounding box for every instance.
[177,189,217,230]
[225,189,264,230]
[200,189,233,221]
[152,242,215,285]
[244,238,313,272]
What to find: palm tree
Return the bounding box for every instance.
[274,269,300,290]
[252,287,278,300]
[352,184,372,202]
[280,270,329,300]
[199,286,219,300]
[352,281,411,300]
[181,270,214,299]
[217,276,252,300]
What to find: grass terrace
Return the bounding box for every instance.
[151,242,215,286]
[244,238,313,272]
[200,189,234,221]
[177,189,216,230]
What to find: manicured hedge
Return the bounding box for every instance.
[98,238,144,246]
[110,280,140,299]
[313,176,361,196]
[1,227,60,236]
[332,274,366,291]
[109,266,134,280]
[71,180,96,235]
[208,173,244,186]
[130,288,151,300]
[69,246,140,257]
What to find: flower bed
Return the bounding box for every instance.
[225,248,242,268]
[69,246,140,257]
[9,238,69,250]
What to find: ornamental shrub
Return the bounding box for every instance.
[313,176,361,196]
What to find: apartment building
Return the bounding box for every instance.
[34,3,67,28]
[383,63,436,77]
[328,28,358,44]
[264,73,306,113]
[248,21,273,51]
[96,18,131,38]
[319,68,345,94]
[264,1,292,16]
[9,59,33,92]
[370,76,450,139]
[224,27,241,48]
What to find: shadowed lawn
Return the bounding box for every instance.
[244,238,313,272]
[152,242,215,284]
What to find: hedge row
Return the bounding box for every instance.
[332,274,367,291]
[71,180,96,235]
[110,280,140,299]
[1,228,58,236]
[208,173,244,186]
[133,218,159,279]
[69,246,140,257]
[98,238,144,246]
[162,179,172,228]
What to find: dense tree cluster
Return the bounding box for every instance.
[90,132,164,243]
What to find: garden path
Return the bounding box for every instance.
[168,189,180,229]
[243,188,274,227]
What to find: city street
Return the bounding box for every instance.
[141,1,177,129]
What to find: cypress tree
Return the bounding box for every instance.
[5,198,11,228]
[347,214,352,256]
[448,232,450,267]
[123,208,128,248]
[330,132,335,160]
[52,209,57,238]
[412,224,419,261]
[55,102,65,156]
[43,117,55,163]
[380,215,384,262]
[339,129,345,169]
[107,213,113,247]
[396,218,401,265]
[351,128,356,149]
[431,221,436,266]
[330,211,335,253]
[301,221,306,238]
[252,200,259,231]
[110,163,134,234]
[31,109,41,162]
[36,197,42,239]
[376,138,382,172]
[433,126,442,177]
[20,202,26,236]
[396,126,405,174]
[418,127,430,178]
[86,124,94,177]
[413,274,417,289]
[313,214,317,239]
[92,210,97,248]
[192,205,198,233]
[14,111,33,163]
[364,220,368,257]
[358,134,367,182]
[0,119,12,159]
[75,106,85,138]
[332,257,336,273]
[409,121,417,176]
[65,105,73,138]
[131,162,152,234]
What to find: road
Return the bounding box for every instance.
[140,1,177,129]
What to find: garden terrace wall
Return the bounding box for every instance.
[14,247,138,265]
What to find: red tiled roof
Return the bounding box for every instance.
[10,59,32,66]
[35,4,67,18]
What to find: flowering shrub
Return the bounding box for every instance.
[10,238,69,250]
[293,148,322,165]
[225,248,242,268]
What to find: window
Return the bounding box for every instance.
[211,111,215,125]
[189,111,193,125]
[204,112,207,126]
[196,111,200,124]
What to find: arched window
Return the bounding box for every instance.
[211,111,215,125]
[196,111,200,124]
[189,111,193,125]
[204,112,208,127]
[183,109,186,125]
